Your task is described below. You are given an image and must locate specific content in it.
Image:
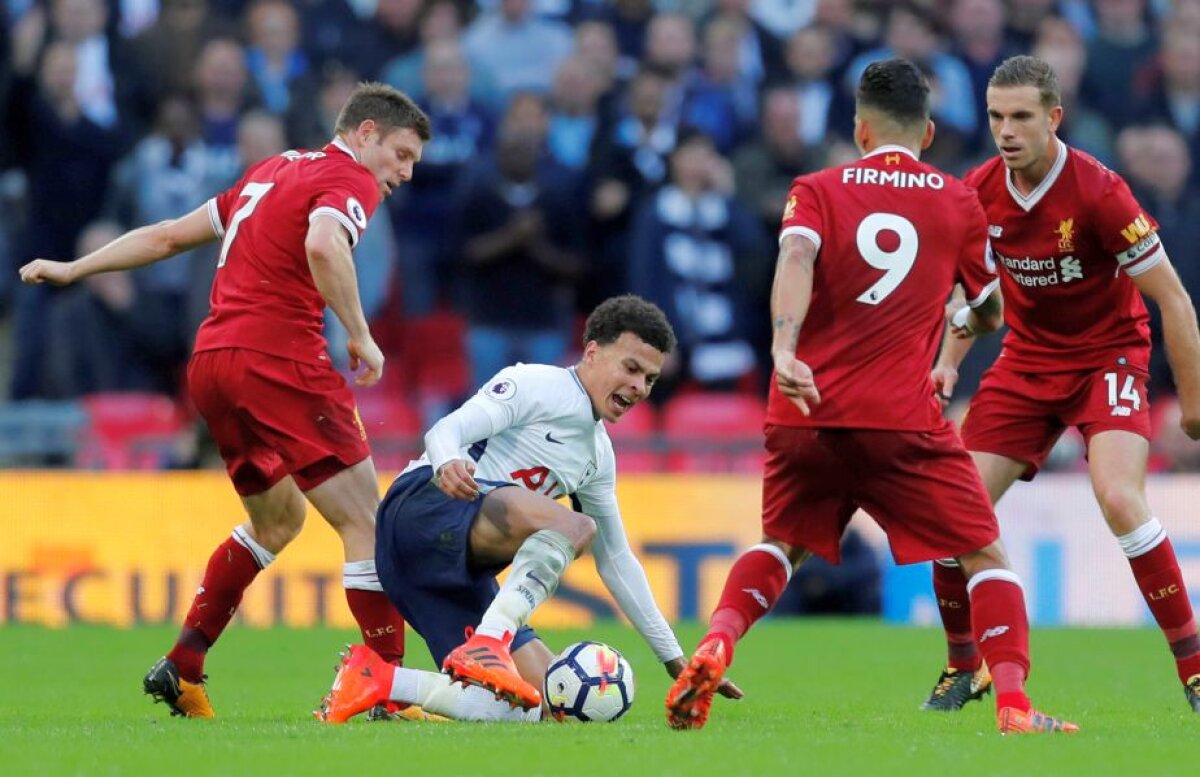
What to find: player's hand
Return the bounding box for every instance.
[1180,408,1200,441]
[347,336,384,387]
[772,350,820,415]
[19,259,76,286]
[931,365,958,407]
[435,459,480,501]
[664,657,744,700]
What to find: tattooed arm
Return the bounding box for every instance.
[770,233,821,415]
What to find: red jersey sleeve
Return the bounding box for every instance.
[957,192,998,306]
[1091,170,1163,277]
[779,177,825,254]
[309,167,381,248]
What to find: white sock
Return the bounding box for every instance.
[477,529,574,640]
[390,666,539,721]
[1116,517,1167,558]
[343,559,384,591]
[231,525,276,569]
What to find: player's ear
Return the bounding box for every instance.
[1047,105,1063,133]
[355,118,378,141]
[852,115,868,155]
[921,119,936,150]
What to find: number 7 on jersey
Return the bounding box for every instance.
[217,182,275,268]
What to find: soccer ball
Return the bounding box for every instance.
[543,641,634,722]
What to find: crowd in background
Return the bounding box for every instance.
[1,0,1200,475]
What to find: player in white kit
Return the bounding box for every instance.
[315,295,741,723]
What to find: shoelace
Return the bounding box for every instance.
[931,670,961,698]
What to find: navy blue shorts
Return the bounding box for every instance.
[376,466,538,666]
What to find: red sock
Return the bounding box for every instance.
[703,544,791,666]
[1128,537,1200,683]
[345,588,406,665]
[168,535,263,681]
[968,570,1031,713]
[933,562,980,671]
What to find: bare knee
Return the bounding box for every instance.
[248,492,307,553]
[1093,482,1149,535]
[566,512,597,554]
[957,540,1010,579]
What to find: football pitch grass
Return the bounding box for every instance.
[2,621,1197,776]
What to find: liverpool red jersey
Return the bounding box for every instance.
[193,138,381,364]
[769,145,997,431]
[964,139,1160,373]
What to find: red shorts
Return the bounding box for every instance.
[188,348,370,496]
[961,363,1151,480]
[761,420,999,565]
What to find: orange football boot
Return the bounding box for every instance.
[315,644,390,724]
[143,657,215,719]
[442,629,542,710]
[665,638,727,730]
[997,706,1080,734]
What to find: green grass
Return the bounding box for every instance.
[0,622,1197,776]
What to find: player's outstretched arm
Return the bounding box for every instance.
[770,234,821,414]
[19,204,217,286]
[1132,256,1200,439]
[306,215,382,386]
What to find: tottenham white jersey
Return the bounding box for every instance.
[403,363,619,523]
[401,362,682,662]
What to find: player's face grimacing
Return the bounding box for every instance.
[985,85,1062,175]
[578,332,666,422]
[361,126,424,197]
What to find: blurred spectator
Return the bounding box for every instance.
[732,86,826,234]
[6,40,124,398]
[105,95,240,369]
[588,67,677,298]
[243,0,308,115]
[628,130,768,399]
[463,0,574,97]
[1081,0,1159,130]
[453,127,588,388]
[748,0,817,41]
[702,0,788,86]
[682,13,759,152]
[1004,0,1061,51]
[349,0,422,80]
[193,38,260,163]
[589,0,654,77]
[391,39,494,315]
[47,220,181,394]
[1034,17,1115,165]
[846,2,977,143]
[950,0,1019,154]
[643,12,699,127]
[1117,124,1200,393]
[285,59,359,150]
[128,0,238,117]
[379,0,501,108]
[783,23,854,145]
[294,0,363,69]
[547,55,606,170]
[572,18,622,118]
[1136,25,1200,188]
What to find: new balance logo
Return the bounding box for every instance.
[1060,256,1082,282]
[743,588,770,609]
[988,225,1003,238]
[979,625,1010,642]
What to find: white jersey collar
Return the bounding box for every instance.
[1005,138,1067,212]
[330,136,358,162]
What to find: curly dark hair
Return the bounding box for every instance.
[856,58,930,127]
[583,295,676,354]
